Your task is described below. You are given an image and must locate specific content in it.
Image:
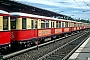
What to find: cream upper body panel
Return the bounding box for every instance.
[10,12,72,22]
[0,16,3,31]
[10,12,89,29]
[0,10,10,31]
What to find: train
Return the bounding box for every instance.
[0,10,90,51]
[0,10,11,52]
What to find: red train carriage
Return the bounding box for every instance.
[10,12,69,47]
[53,19,70,37]
[10,12,90,48]
[84,23,90,29]
[0,10,11,52]
[10,12,54,48]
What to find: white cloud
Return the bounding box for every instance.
[15,0,90,9]
[72,10,80,12]
[15,0,61,6]
[14,0,90,19]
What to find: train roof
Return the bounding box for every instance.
[10,12,45,17]
[0,10,9,14]
[10,12,72,22]
[76,22,82,23]
[10,12,51,19]
[70,21,77,23]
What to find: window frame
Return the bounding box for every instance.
[3,16,8,30]
[31,19,38,29]
[51,21,55,28]
[10,18,16,29]
[22,18,26,29]
[65,22,68,27]
[62,22,65,28]
[41,20,49,28]
[46,20,49,28]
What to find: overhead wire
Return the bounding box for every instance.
[83,0,90,7]
[73,0,90,16]
[83,0,90,11]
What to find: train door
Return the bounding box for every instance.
[51,21,55,34]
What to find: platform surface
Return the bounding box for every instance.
[69,36,90,60]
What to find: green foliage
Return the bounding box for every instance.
[70,18,90,23]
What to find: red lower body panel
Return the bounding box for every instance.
[55,28,62,34]
[64,28,70,32]
[11,30,38,41]
[12,27,84,42]
[11,29,53,41]
[51,28,55,34]
[37,29,51,37]
[76,27,80,30]
[0,31,10,45]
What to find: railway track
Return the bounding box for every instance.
[37,30,90,60]
[2,29,90,60]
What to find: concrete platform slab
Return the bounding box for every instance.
[69,37,90,60]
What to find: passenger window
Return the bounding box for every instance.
[31,20,34,29]
[56,21,61,28]
[35,20,37,29]
[53,22,54,28]
[41,20,45,28]
[56,21,59,28]
[59,21,61,28]
[46,20,49,28]
[51,22,54,28]
[51,22,53,28]
[22,18,26,29]
[65,22,68,27]
[11,18,16,29]
[62,22,64,28]
[3,16,8,30]
[69,23,70,27]
[41,20,49,28]
[74,23,76,27]
[80,24,81,26]
[78,24,80,26]
[31,19,38,29]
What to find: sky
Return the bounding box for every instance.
[14,0,90,20]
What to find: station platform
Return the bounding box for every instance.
[69,36,90,60]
